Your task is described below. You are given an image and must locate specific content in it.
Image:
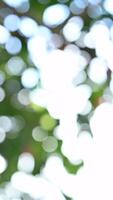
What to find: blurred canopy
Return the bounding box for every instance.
[0,0,113,199]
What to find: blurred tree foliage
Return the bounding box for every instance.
[0,0,111,192]
[0,0,83,185]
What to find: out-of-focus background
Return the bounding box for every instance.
[0,0,113,199]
